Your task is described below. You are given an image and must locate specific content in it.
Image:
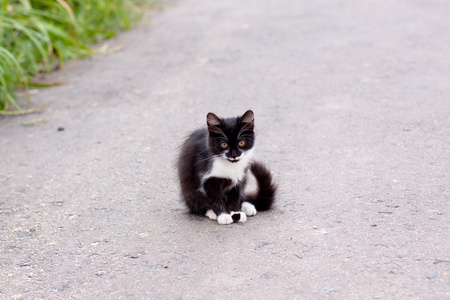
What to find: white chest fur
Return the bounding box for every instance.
[201,149,254,186]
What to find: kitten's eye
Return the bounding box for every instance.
[238,141,246,147]
[220,142,228,149]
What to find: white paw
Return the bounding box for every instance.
[241,202,257,216]
[205,209,217,220]
[217,213,233,225]
[231,211,247,223]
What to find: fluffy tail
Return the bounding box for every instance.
[246,161,277,211]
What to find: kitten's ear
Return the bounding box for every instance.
[207,113,222,127]
[207,112,223,134]
[239,110,254,130]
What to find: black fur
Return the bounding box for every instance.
[244,161,277,211]
[177,110,277,223]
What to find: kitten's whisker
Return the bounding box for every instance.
[196,148,213,156]
[193,154,221,167]
[238,127,253,138]
[238,133,254,139]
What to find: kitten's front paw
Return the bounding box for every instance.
[231,211,247,223]
[217,213,233,225]
[205,209,217,220]
[241,202,257,216]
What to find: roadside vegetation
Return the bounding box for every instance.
[0,0,148,115]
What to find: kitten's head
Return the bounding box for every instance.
[206,110,255,163]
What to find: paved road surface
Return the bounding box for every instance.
[1,0,449,298]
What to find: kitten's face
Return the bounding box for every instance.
[207,110,255,163]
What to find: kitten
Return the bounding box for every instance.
[177,110,277,225]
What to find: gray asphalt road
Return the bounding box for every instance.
[1,0,449,298]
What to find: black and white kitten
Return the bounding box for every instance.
[177,110,277,225]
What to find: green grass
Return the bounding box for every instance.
[0,0,147,115]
